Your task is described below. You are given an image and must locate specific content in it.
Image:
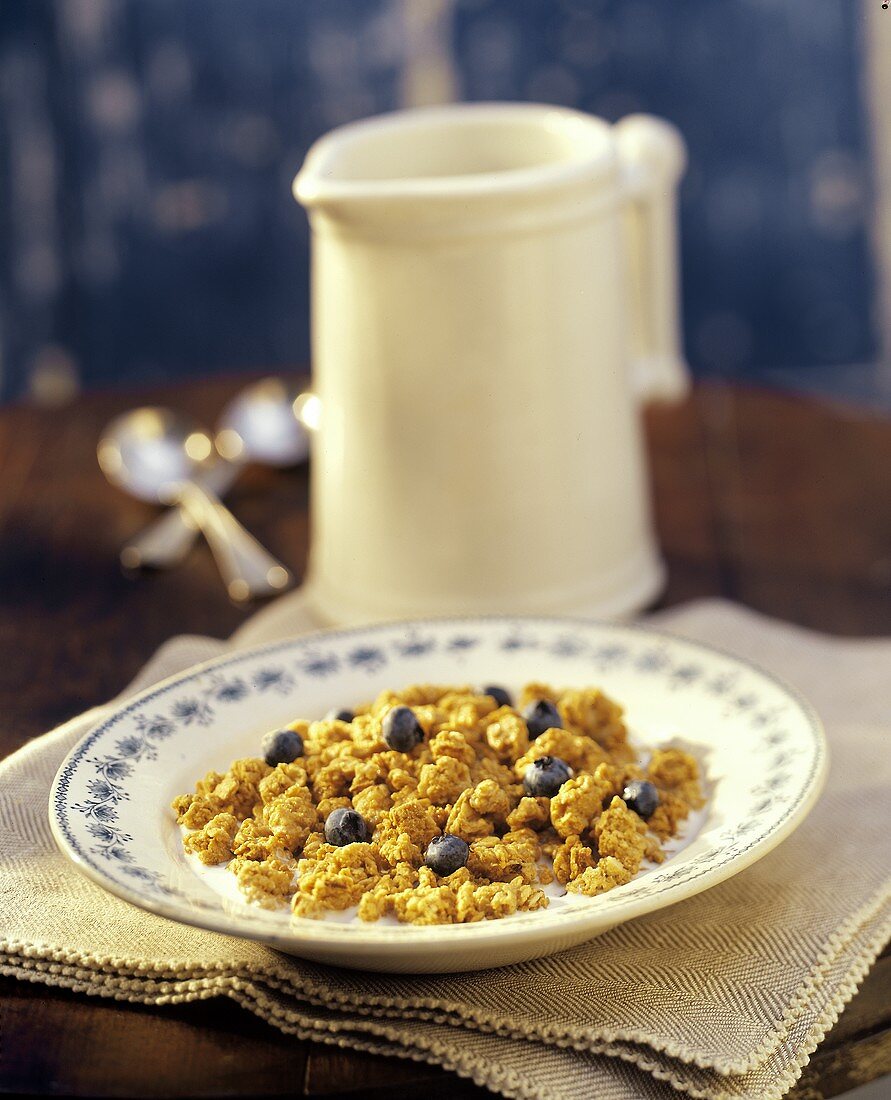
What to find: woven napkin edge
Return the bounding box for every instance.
[2,891,889,1084]
[4,900,889,1100]
[0,957,543,1100]
[230,904,891,1100]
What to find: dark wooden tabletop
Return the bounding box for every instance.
[1,374,889,1099]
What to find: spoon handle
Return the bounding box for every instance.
[121,462,241,570]
[175,481,292,602]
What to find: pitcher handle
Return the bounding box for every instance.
[614,115,689,402]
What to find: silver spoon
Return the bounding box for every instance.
[98,407,292,602]
[120,378,315,571]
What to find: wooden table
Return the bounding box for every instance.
[1,375,889,1099]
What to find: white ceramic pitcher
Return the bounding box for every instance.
[293,103,687,625]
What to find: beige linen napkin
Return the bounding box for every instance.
[1,600,889,1100]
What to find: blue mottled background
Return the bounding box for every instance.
[0,0,882,402]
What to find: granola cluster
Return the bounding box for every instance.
[172,682,704,924]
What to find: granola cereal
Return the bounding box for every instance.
[173,682,704,923]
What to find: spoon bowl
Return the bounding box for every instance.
[98,408,217,504]
[215,378,310,467]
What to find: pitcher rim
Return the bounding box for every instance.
[293,102,618,208]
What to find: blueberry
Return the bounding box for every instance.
[382,705,424,752]
[324,807,369,846]
[424,834,470,876]
[523,755,573,798]
[261,728,304,766]
[326,708,355,723]
[523,699,562,739]
[623,779,660,819]
[483,684,513,709]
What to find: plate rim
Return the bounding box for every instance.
[49,614,829,952]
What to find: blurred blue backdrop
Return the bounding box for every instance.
[0,0,880,402]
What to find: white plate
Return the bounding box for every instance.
[50,618,827,973]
